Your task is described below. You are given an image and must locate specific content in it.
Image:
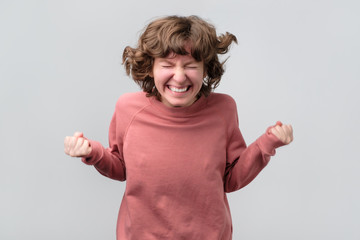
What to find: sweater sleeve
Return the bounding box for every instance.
[81,111,126,181]
[224,108,284,193]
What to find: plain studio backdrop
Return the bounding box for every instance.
[1,0,359,239]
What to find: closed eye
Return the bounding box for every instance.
[186,66,198,69]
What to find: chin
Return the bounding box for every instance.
[169,102,188,108]
[174,99,195,107]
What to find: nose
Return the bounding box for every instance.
[173,67,187,83]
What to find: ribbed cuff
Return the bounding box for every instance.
[256,130,285,156]
[81,140,104,165]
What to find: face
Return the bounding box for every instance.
[152,52,205,108]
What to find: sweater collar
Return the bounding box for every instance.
[148,94,208,117]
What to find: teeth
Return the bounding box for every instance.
[169,86,188,93]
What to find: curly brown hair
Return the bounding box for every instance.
[122,15,237,98]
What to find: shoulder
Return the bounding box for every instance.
[112,91,152,121]
[115,91,150,110]
[109,92,152,134]
[205,93,239,129]
[116,91,148,104]
[206,92,238,112]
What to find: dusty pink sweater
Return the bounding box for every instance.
[83,91,284,240]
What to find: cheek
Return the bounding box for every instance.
[153,70,163,82]
[153,77,163,90]
[154,69,171,80]
[190,72,205,85]
[153,71,171,89]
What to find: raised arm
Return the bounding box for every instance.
[224,121,293,192]
[64,111,126,181]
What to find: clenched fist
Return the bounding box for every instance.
[269,121,293,145]
[64,132,92,157]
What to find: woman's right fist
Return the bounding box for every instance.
[64,132,92,157]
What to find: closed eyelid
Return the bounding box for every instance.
[159,60,174,66]
[157,59,202,68]
[185,65,198,69]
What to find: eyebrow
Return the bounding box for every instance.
[158,59,174,64]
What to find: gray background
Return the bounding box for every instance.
[1,0,359,239]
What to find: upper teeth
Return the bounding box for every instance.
[169,86,188,92]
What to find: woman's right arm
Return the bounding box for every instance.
[64,113,126,181]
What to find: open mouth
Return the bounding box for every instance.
[168,85,191,93]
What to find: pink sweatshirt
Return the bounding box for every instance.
[83,92,284,240]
